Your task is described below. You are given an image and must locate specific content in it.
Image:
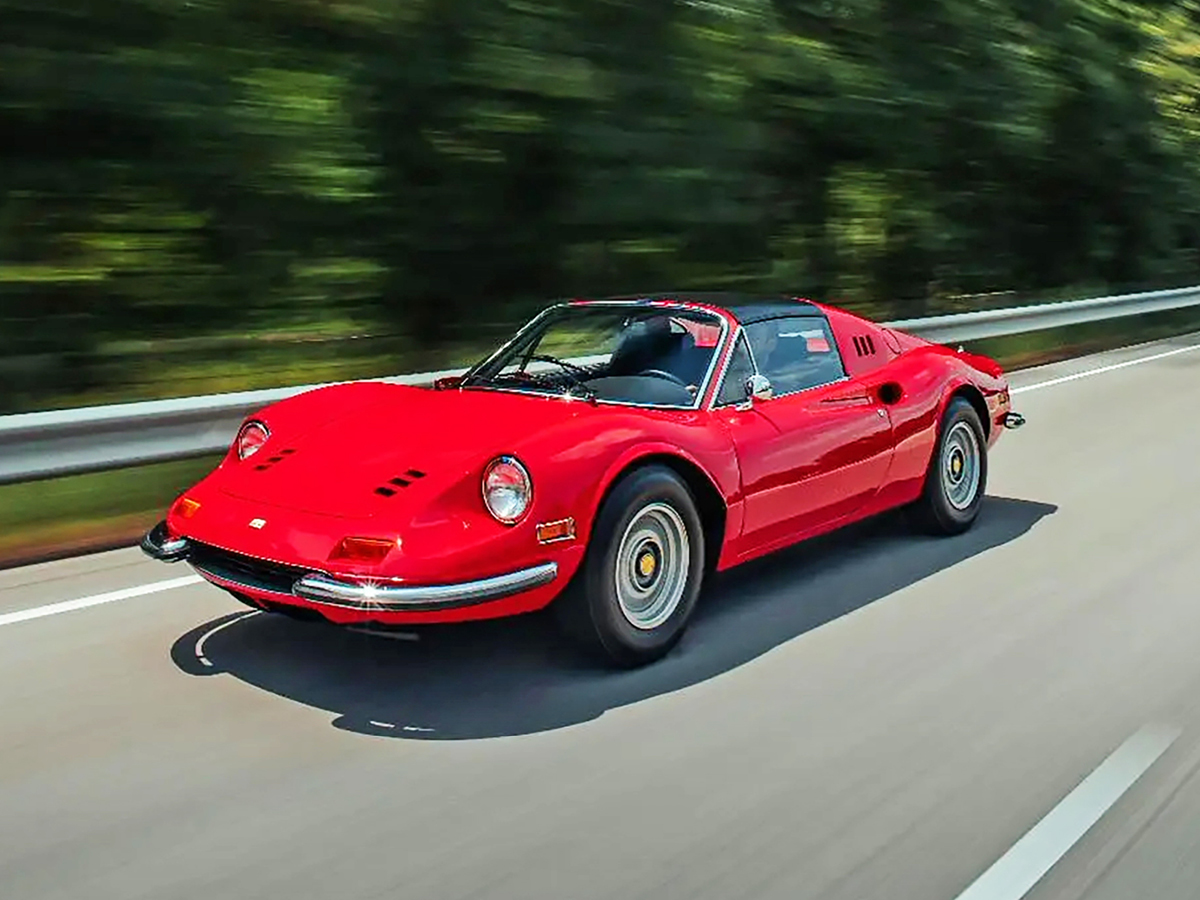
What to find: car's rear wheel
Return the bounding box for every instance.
[909,396,988,535]
[554,465,706,667]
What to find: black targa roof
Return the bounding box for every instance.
[599,292,822,325]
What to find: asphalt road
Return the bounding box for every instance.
[3,333,1200,900]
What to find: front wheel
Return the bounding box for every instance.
[909,396,988,535]
[554,465,706,667]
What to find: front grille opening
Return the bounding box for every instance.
[190,542,307,596]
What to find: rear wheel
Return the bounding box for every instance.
[909,396,988,535]
[554,465,706,667]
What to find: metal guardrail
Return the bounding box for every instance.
[886,284,1200,344]
[3,285,1199,485]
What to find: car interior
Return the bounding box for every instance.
[463,306,855,407]
[581,315,716,405]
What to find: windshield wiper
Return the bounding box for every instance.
[527,354,597,401]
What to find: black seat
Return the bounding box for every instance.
[607,317,684,377]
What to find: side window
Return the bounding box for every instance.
[716,333,755,406]
[743,316,846,397]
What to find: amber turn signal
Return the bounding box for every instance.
[173,497,202,519]
[536,517,576,544]
[328,536,396,564]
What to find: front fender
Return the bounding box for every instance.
[583,438,743,562]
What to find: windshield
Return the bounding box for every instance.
[461,305,725,407]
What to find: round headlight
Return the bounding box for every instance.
[236,420,270,460]
[482,456,532,524]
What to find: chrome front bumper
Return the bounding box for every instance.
[139,520,558,612]
[141,520,190,562]
[291,564,559,610]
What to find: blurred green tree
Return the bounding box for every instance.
[3,0,1200,411]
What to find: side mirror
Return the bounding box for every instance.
[746,374,773,402]
[433,375,463,390]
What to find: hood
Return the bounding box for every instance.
[216,383,596,519]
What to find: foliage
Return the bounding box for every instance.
[4,0,1200,411]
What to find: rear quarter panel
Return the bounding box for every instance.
[815,304,1010,508]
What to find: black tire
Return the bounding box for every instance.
[553,465,706,668]
[909,396,988,535]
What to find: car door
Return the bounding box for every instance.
[712,315,895,556]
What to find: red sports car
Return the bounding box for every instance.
[143,294,1024,666]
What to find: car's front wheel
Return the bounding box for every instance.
[554,465,706,667]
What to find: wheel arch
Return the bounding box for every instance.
[945,382,991,440]
[589,448,728,574]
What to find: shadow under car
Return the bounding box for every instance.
[170,495,1058,740]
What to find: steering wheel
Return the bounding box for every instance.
[637,369,689,388]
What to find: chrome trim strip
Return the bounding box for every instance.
[292,562,559,611]
[708,324,748,410]
[461,305,561,384]
[677,308,732,410]
[458,386,701,411]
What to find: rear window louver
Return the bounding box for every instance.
[852,335,877,357]
[374,469,427,497]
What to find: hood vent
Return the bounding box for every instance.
[253,448,298,471]
[374,468,428,497]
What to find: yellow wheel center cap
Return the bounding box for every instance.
[639,552,656,578]
[952,456,962,476]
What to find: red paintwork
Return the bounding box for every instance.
[163,298,1013,625]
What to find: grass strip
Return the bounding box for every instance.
[0,456,221,569]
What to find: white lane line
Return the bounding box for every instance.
[952,723,1181,900]
[0,575,203,629]
[195,609,260,666]
[1012,342,1200,394]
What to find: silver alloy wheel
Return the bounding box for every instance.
[942,420,981,510]
[613,501,690,630]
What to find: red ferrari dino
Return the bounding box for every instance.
[143,294,1024,666]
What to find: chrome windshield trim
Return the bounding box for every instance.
[707,324,747,410]
[292,562,559,612]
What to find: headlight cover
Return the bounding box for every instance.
[482,455,532,524]
[235,420,270,460]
